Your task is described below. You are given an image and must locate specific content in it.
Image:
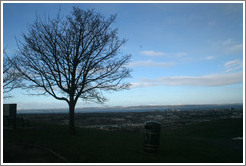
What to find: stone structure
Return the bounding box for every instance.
[3,104,17,129]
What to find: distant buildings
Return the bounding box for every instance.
[18,108,243,132]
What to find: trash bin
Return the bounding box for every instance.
[144,121,161,153]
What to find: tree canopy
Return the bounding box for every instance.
[12,7,131,134]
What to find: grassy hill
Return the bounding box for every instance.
[3,118,243,163]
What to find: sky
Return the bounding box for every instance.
[2,2,244,110]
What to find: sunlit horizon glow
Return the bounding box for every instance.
[2,2,244,110]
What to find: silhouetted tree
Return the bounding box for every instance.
[12,7,131,134]
[3,50,22,98]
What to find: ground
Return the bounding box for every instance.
[3,116,243,163]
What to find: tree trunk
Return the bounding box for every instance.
[69,103,76,135]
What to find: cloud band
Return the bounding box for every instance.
[131,71,243,88]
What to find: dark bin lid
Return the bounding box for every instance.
[145,121,161,125]
[144,121,161,129]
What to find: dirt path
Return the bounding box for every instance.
[3,143,68,163]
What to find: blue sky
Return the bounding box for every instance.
[2,2,244,110]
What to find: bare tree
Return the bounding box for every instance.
[12,7,131,134]
[3,50,22,98]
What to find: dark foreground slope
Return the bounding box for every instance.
[3,118,243,163]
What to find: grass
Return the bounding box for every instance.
[3,118,243,163]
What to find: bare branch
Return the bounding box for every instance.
[13,7,131,134]
[3,51,23,98]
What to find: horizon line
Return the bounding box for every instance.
[15,102,244,111]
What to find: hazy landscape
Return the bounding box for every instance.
[18,103,243,114]
[16,104,243,132]
[4,105,243,163]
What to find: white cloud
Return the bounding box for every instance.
[224,59,243,72]
[130,71,243,88]
[213,39,243,54]
[127,60,174,68]
[226,43,243,54]
[204,56,215,60]
[140,50,188,58]
[175,52,187,57]
[224,59,242,67]
[140,50,166,57]
[222,38,233,45]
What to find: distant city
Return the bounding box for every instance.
[18,103,243,114]
[18,103,243,133]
